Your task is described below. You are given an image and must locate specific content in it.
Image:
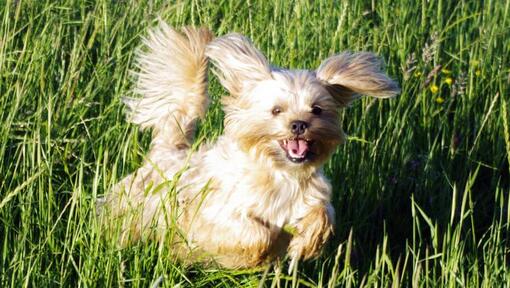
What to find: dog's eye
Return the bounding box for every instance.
[311,105,323,115]
[272,106,282,116]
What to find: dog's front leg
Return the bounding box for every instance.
[287,203,334,265]
[191,214,278,268]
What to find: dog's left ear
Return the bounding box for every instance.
[316,52,400,107]
[206,33,272,97]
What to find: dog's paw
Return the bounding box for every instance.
[287,205,334,262]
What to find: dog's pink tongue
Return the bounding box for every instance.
[287,139,309,158]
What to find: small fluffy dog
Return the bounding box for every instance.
[100,21,399,269]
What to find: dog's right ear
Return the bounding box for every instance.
[316,52,400,107]
[206,34,272,96]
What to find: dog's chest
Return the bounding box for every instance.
[196,139,327,227]
[216,166,308,227]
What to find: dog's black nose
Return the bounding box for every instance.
[290,120,308,135]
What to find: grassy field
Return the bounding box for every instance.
[1,0,510,286]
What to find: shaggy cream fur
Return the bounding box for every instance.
[99,21,399,269]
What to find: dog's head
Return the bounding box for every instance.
[206,34,399,170]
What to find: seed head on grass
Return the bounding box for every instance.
[424,65,442,87]
[403,52,417,80]
[452,71,467,96]
[422,31,439,64]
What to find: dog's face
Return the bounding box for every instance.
[222,71,343,168]
[206,34,399,170]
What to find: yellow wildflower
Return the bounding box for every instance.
[414,71,422,77]
[475,69,481,76]
[442,68,451,74]
[430,84,439,94]
[435,96,445,104]
[445,77,453,85]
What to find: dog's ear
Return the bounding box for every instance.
[316,52,400,107]
[206,33,272,96]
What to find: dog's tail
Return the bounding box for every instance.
[123,22,213,151]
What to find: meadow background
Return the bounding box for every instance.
[1,0,509,286]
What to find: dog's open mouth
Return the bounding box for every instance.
[279,138,314,163]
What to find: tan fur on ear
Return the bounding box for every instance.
[316,52,400,106]
[206,34,272,96]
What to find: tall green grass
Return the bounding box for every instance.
[1,0,509,286]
